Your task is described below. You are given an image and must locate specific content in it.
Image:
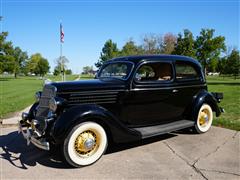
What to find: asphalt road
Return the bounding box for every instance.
[0,126,239,179]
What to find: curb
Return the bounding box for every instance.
[0,105,31,127]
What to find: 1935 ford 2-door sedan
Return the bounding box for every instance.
[19,55,224,167]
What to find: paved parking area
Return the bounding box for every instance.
[0,126,239,179]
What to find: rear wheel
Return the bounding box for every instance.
[63,121,108,167]
[194,104,213,133]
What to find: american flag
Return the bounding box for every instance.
[60,23,64,43]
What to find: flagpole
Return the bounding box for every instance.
[60,21,64,81]
[60,41,63,81]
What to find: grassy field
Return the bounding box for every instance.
[207,76,240,131]
[0,75,239,131]
[0,74,79,119]
[0,76,43,119]
[45,74,79,82]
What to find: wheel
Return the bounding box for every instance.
[194,104,213,133]
[63,121,108,167]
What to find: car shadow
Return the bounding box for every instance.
[106,133,176,154]
[0,131,69,169]
[0,130,176,169]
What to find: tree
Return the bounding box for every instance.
[217,57,227,74]
[82,66,93,74]
[0,32,28,76]
[95,39,119,68]
[172,29,196,58]
[195,29,226,73]
[162,33,177,54]
[27,53,50,76]
[224,49,240,78]
[0,32,15,73]
[65,69,72,75]
[12,47,28,78]
[53,67,61,76]
[53,56,69,76]
[141,33,162,54]
[36,58,50,76]
[208,57,219,72]
[120,40,141,56]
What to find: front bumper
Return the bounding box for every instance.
[18,119,50,151]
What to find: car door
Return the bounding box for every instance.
[172,60,207,118]
[121,60,182,127]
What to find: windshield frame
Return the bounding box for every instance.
[97,61,135,81]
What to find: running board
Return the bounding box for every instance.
[132,120,195,138]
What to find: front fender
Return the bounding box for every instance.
[51,104,140,144]
[192,89,221,120]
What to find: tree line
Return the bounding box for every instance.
[95,28,240,77]
[0,32,73,77]
[0,32,50,77]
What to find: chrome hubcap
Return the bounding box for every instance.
[199,110,210,127]
[74,130,98,156]
[84,138,95,150]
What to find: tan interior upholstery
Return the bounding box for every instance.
[157,64,172,80]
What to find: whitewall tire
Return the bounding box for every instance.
[63,121,108,167]
[195,104,213,133]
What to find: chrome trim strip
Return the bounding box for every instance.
[58,90,124,95]
[69,98,117,103]
[69,94,118,100]
[68,101,117,105]
[69,92,119,97]
[132,84,206,91]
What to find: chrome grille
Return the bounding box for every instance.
[36,85,56,121]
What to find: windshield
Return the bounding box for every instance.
[98,62,133,80]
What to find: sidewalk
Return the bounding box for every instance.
[0,106,31,126]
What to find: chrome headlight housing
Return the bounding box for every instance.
[49,97,64,112]
[49,97,58,112]
[35,91,42,102]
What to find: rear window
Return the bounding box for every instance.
[175,62,199,80]
[135,62,173,82]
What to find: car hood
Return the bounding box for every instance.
[50,78,127,93]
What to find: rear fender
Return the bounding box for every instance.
[51,104,140,144]
[192,89,221,120]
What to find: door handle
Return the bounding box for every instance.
[172,89,179,93]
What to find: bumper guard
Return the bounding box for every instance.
[18,119,50,151]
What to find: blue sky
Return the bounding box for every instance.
[1,0,239,73]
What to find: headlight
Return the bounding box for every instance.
[49,98,58,112]
[35,91,42,102]
[49,97,64,112]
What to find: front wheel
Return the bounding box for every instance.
[63,122,108,167]
[194,104,213,133]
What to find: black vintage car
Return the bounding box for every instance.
[19,55,224,167]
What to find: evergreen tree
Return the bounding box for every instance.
[95,39,119,68]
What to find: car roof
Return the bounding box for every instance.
[110,55,201,67]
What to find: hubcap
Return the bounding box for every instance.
[199,110,209,127]
[74,130,98,156]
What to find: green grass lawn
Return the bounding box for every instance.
[207,76,240,131]
[45,74,79,82]
[0,76,44,119]
[0,74,80,119]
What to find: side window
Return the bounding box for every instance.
[175,62,199,80]
[135,62,173,82]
